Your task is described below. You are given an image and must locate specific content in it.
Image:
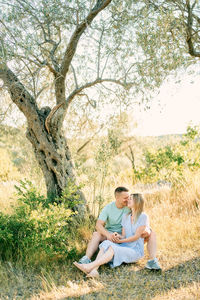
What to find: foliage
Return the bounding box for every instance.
[0,124,43,187]
[14,180,49,209]
[95,129,122,167]
[0,180,81,263]
[86,129,123,215]
[55,179,85,210]
[135,0,200,89]
[135,126,200,185]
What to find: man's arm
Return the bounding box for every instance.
[96,219,119,242]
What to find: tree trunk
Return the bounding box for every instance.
[0,66,86,210]
[25,106,86,208]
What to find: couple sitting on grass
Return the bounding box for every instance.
[74,186,161,278]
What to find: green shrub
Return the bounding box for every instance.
[0,180,81,264]
[56,179,84,210]
[14,179,49,209]
[135,126,200,185]
[28,203,74,258]
[0,212,34,260]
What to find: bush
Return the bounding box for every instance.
[134,126,200,185]
[0,212,34,260]
[15,179,49,209]
[0,180,81,264]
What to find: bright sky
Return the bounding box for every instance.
[1,65,200,138]
[133,70,200,136]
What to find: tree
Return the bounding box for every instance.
[134,0,200,86]
[2,0,198,207]
[0,0,143,204]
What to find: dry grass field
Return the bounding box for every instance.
[0,179,200,300]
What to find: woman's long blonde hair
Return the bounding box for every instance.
[130,193,144,224]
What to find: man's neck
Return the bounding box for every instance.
[115,201,124,209]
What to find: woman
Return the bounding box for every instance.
[74,193,149,277]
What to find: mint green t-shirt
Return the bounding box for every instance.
[98,202,130,233]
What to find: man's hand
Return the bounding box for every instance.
[107,232,120,242]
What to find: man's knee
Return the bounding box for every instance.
[92,231,105,242]
[141,227,151,238]
[145,230,156,244]
[149,230,156,240]
[142,227,154,243]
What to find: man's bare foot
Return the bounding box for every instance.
[86,269,99,278]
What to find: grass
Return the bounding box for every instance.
[0,182,17,214]
[0,179,200,299]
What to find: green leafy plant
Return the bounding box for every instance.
[0,180,82,264]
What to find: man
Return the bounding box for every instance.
[79,186,161,270]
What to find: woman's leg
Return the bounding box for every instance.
[86,247,107,277]
[74,246,114,274]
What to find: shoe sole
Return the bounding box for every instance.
[145,267,162,271]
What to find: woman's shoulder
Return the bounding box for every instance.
[140,212,148,217]
[138,212,148,221]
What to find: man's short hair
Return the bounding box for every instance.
[114,186,129,195]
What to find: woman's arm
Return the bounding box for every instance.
[117,225,146,243]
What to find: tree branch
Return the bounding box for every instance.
[97,27,105,78]
[60,0,112,76]
[15,0,60,73]
[0,22,57,75]
[186,0,200,57]
[71,64,78,88]
[77,124,104,153]
[0,64,39,119]
[100,49,114,78]
[66,77,134,107]
[78,93,96,108]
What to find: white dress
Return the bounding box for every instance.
[99,212,149,268]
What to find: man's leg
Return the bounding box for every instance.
[79,231,106,264]
[86,231,106,259]
[146,230,157,260]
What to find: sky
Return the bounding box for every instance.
[133,70,200,136]
[1,66,200,137]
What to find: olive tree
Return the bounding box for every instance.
[0,0,144,204]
